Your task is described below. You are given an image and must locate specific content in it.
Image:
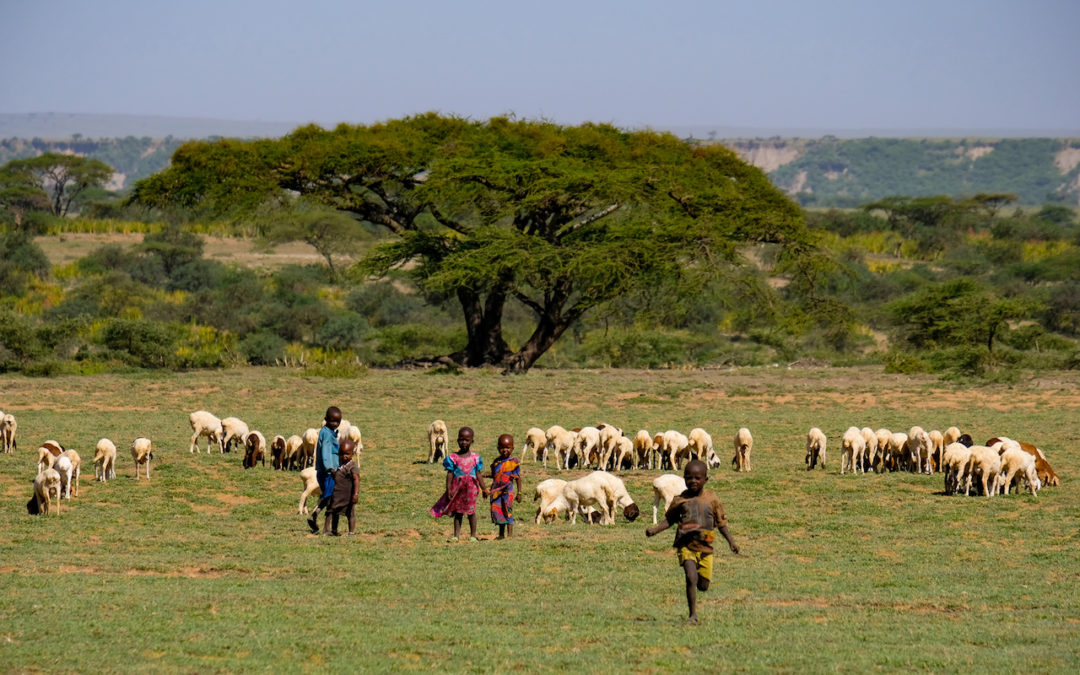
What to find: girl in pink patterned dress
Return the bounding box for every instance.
[430,426,488,541]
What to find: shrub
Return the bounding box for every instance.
[101,318,180,368]
[240,331,288,366]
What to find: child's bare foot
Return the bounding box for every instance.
[686,615,699,625]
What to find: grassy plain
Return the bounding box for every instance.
[1,366,1078,672]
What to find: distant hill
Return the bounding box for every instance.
[721,137,1080,206]
[2,114,1079,204]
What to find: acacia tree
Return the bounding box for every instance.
[131,114,817,372]
[0,153,113,218]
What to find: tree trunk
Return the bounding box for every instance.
[456,286,510,366]
[501,312,574,374]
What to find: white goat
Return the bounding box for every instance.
[220,417,250,454]
[298,467,321,514]
[806,427,827,470]
[841,426,865,475]
[652,474,687,524]
[188,411,224,454]
[732,427,752,472]
[131,437,152,480]
[94,438,118,482]
[563,471,639,525]
[521,427,548,466]
[427,419,449,463]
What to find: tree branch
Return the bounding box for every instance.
[555,203,620,240]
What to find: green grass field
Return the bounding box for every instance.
[2,367,1078,672]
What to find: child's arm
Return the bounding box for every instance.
[445,470,452,496]
[514,474,522,502]
[476,471,488,497]
[645,519,672,537]
[351,466,360,504]
[718,524,739,554]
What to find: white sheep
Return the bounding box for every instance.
[964,444,1003,498]
[860,427,879,473]
[806,427,827,470]
[611,436,635,471]
[33,468,62,515]
[188,411,224,454]
[885,432,909,472]
[427,419,449,463]
[220,417,250,454]
[597,423,624,471]
[874,428,892,468]
[521,427,548,466]
[94,438,118,482]
[270,435,288,469]
[927,430,945,472]
[906,426,933,474]
[685,427,712,465]
[997,441,1040,497]
[36,440,64,472]
[545,425,578,471]
[731,427,752,472]
[59,449,81,498]
[298,467,321,514]
[345,423,363,454]
[574,426,602,469]
[53,454,74,500]
[652,474,687,524]
[243,430,267,469]
[563,471,640,525]
[840,426,865,475]
[300,428,319,469]
[533,478,569,523]
[632,430,654,469]
[943,426,962,447]
[285,434,305,470]
[131,437,152,480]
[1,412,17,452]
[942,442,974,495]
[660,430,691,470]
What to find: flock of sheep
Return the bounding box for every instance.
[14,404,1060,523]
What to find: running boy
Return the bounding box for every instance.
[645,459,739,624]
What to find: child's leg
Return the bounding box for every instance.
[506,523,514,538]
[322,510,332,535]
[452,513,463,539]
[683,559,700,622]
[331,511,340,535]
[346,504,356,534]
[467,513,478,538]
[497,524,506,539]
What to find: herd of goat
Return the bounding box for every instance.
[8,406,1060,520]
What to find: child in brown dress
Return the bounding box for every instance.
[327,438,359,536]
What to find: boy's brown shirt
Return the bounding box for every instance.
[663,488,727,554]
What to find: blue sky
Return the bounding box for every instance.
[2,0,1078,134]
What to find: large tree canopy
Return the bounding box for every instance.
[131,114,817,372]
[0,153,113,220]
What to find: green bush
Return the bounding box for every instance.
[883,350,928,374]
[240,331,288,366]
[101,319,180,368]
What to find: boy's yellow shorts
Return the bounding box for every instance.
[677,547,713,582]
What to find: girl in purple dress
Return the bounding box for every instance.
[430,426,488,541]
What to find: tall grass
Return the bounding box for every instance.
[1,367,1078,671]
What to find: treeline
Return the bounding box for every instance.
[724,137,1080,207]
[0,136,186,190]
[1,195,1078,378]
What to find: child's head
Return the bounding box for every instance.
[457,427,474,452]
[324,406,342,430]
[339,437,356,461]
[683,459,708,493]
[497,434,514,458]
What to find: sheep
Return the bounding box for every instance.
[885,432,909,472]
[986,436,1059,487]
[270,435,288,470]
[943,426,963,447]
[860,427,879,473]
[996,441,1040,497]
[964,444,1003,498]
[533,478,569,523]
[685,427,712,466]
[874,428,892,468]
[427,419,449,463]
[345,423,363,455]
[731,427,752,472]
[521,427,548,466]
[906,426,933,474]
[840,426,865,475]
[928,430,945,472]
[300,428,319,469]
[545,426,578,470]
[597,424,624,470]
[633,430,654,469]
[53,454,74,500]
[612,436,635,471]
[59,449,81,498]
[562,471,639,525]
[131,437,152,480]
[1,413,16,452]
[942,442,975,495]
[298,467,321,514]
[285,434,305,470]
[243,430,267,469]
[36,440,64,472]
[660,430,691,471]
[188,411,224,454]
[806,427,827,470]
[33,468,62,515]
[652,474,687,524]
[220,417,250,454]
[94,438,118,482]
[574,426,603,469]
